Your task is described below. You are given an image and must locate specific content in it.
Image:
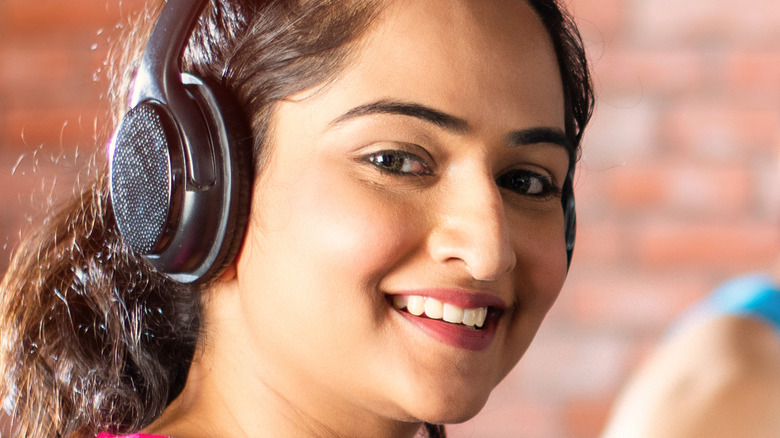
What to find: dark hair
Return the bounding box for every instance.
[0,1,592,437]
[528,0,594,157]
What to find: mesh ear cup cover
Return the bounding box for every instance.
[110,103,178,254]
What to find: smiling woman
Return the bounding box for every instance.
[0,1,592,437]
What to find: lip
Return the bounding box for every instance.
[387,288,507,351]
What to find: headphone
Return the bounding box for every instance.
[108,0,577,284]
[108,0,252,284]
[563,167,576,267]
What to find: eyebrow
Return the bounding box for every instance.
[507,127,571,150]
[329,99,572,151]
[329,100,469,134]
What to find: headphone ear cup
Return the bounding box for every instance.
[183,77,254,281]
[562,174,576,267]
[109,74,253,284]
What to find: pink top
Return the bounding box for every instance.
[96,434,169,438]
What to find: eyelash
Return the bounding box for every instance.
[365,149,561,199]
[366,150,432,176]
[495,169,562,199]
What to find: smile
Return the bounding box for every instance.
[388,291,505,351]
[392,295,488,328]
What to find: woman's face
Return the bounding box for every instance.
[229,0,568,428]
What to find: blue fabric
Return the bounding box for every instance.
[679,274,780,336]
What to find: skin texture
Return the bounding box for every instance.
[601,271,780,438]
[147,0,568,437]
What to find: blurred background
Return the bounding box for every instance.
[1,0,779,437]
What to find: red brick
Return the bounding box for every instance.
[0,50,106,112]
[564,268,712,331]
[577,104,658,170]
[724,51,780,103]
[569,222,626,267]
[604,164,667,209]
[3,0,146,37]
[630,0,780,48]
[573,0,626,45]
[604,162,753,218]
[2,105,108,151]
[637,220,780,270]
[591,49,706,100]
[0,46,74,93]
[660,103,780,156]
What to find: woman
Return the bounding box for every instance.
[0,0,593,437]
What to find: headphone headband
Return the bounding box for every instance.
[132,0,215,188]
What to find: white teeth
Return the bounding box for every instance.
[424,298,444,319]
[407,295,425,316]
[392,295,489,328]
[442,303,464,324]
[462,308,478,327]
[475,307,487,328]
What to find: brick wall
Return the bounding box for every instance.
[0,1,145,435]
[1,1,779,437]
[0,0,146,272]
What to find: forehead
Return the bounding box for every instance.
[335,0,565,130]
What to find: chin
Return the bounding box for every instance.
[421,403,489,425]
[403,386,494,425]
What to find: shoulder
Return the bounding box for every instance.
[604,314,780,438]
[665,315,780,436]
[602,275,780,438]
[673,314,780,389]
[665,273,780,397]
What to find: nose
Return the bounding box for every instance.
[428,169,517,281]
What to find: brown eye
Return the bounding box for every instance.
[367,151,432,176]
[496,169,561,199]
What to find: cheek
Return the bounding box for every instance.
[486,209,569,384]
[234,169,421,364]
[515,209,569,308]
[260,166,420,300]
[300,184,414,280]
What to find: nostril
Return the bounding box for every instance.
[427,231,516,282]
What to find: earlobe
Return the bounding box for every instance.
[218,264,238,282]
